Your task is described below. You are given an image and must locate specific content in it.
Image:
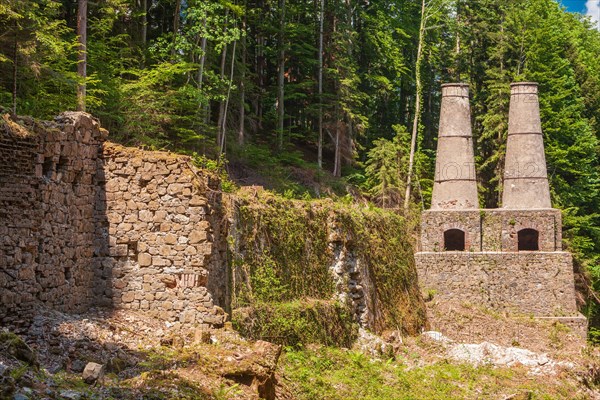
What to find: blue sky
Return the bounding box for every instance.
[561,0,587,13]
[560,0,600,26]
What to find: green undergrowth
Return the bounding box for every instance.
[229,188,426,346]
[227,142,348,198]
[232,299,358,347]
[280,347,585,400]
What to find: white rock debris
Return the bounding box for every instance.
[421,331,574,375]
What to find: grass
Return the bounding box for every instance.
[280,346,588,400]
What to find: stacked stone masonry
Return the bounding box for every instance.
[417,82,584,333]
[417,209,576,317]
[1,113,104,322]
[419,209,562,252]
[415,252,577,316]
[0,112,227,328]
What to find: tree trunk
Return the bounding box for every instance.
[12,29,17,114]
[198,18,207,89]
[254,34,263,134]
[221,39,237,155]
[77,0,87,112]
[171,0,181,59]
[141,0,147,47]
[333,103,341,177]
[238,8,247,146]
[404,0,426,210]
[217,43,228,147]
[317,0,324,169]
[454,0,460,79]
[277,0,286,150]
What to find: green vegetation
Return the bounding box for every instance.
[230,189,426,344]
[280,346,587,400]
[232,299,358,347]
[0,331,38,366]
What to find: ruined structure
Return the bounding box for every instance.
[1,112,426,335]
[0,112,227,328]
[415,83,586,332]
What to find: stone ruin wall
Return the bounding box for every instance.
[98,143,227,328]
[0,112,227,328]
[1,113,104,324]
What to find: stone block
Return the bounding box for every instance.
[82,362,105,384]
[189,230,207,244]
[138,253,152,267]
[139,210,153,222]
[164,233,177,245]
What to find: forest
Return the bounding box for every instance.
[1,0,600,325]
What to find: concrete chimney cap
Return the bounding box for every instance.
[441,83,469,98]
[510,82,538,87]
[441,83,469,88]
[510,82,539,94]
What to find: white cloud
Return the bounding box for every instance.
[586,0,600,28]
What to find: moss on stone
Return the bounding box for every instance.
[232,299,358,347]
[0,331,38,366]
[229,189,427,343]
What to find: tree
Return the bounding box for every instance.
[317,0,324,169]
[0,0,76,117]
[277,0,286,150]
[364,125,410,208]
[77,0,87,111]
[404,0,449,209]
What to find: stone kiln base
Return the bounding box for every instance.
[415,252,584,333]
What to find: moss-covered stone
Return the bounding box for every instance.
[229,188,427,343]
[232,299,358,347]
[0,331,38,367]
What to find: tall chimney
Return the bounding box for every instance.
[502,82,551,209]
[430,83,478,209]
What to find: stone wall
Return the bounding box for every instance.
[0,113,105,324]
[0,113,227,328]
[419,209,562,252]
[96,143,227,327]
[415,252,578,316]
[481,209,561,252]
[419,210,481,252]
[416,207,581,328]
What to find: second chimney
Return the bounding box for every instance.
[502,82,551,209]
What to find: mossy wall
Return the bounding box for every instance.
[228,188,427,345]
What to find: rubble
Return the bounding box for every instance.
[420,330,575,375]
[82,362,105,384]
